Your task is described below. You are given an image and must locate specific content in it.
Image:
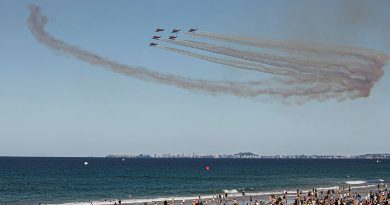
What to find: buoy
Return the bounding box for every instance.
[84,161,88,166]
[205,166,210,171]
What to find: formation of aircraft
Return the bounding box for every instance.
[150,28,197,46]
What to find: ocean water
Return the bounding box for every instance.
[0,157,389,204]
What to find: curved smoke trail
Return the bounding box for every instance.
[27,5,388,102]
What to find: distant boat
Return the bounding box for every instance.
[84,161,88,166]
[376,160,381,163]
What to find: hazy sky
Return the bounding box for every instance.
[1,0,390,157]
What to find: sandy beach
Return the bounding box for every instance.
[57,183,389,205]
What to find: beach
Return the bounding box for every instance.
[51,182,389,205]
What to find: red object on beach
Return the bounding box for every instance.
[205,166,210,171]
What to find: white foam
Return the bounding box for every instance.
[315,186,340,190]
[349,185,376,189]
[223,189,238,194]
[345,180,367,185]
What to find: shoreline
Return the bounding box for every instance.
[46,183,386,205]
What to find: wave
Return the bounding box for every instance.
[348,185,376,190]
[345,180,367,185]
[223,189,239,194]
[315,186,340,190]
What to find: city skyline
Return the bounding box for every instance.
[106,152,390,159]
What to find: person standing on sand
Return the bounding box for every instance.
[233,198,238,205]
[242,191,245,205]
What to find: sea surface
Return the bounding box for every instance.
[0,157,389,204]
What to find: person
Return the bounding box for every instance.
[118,200,121,205]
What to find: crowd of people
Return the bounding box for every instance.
[174,184,389,205]
[265,184,389,205]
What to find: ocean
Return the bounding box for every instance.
[0,157,388,204]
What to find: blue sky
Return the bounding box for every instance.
[0,0,389,157]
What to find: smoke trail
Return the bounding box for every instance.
[163,38,387,96]
[160,46,309,79]
[162,40,350,79]
[160,46,363,98]
[187,31,389,66]
[163,38,380,81]
[27,5,387,102]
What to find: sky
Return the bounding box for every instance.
[0,0,390,157]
